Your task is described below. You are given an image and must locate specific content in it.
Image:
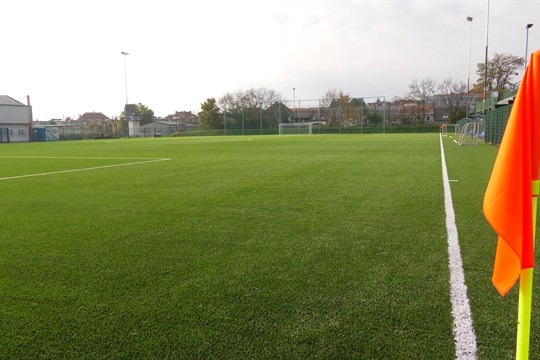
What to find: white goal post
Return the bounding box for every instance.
[458,121,484,146]
[278,123,313,135]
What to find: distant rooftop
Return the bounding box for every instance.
[0,95,25,106]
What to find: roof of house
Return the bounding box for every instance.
[164,111,199,121]
[291,108,318,119]
[77,112,111,122]
[140,120,179,128]
[0,95,25,106]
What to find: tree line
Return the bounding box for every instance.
[120,52,525,130]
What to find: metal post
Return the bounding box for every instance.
[318,99,322,134]
[339,99,342,134]
[525,24,534,68]
[298,100,301,134]
[121,51,129,105]
[382,97,386,133]
[483,0,490,113]
[293,88,296,123]
[467,17,473,117]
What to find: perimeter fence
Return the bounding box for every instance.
[484,104,512,146]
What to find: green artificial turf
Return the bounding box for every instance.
[443,135,540,359]
[0,133,529,358]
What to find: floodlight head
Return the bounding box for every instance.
[466,16,473,22]
[121,51,129,56]
[526,23,533,29]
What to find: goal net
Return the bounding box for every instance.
[278,123,313,135]
[440,124,460,137]
[458,121,484,146]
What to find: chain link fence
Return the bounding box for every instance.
[216,99,389,136]
[484,104,512,146]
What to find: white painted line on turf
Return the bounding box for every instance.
[439,134,477,360]
[0,155,166,160]
[0,158,170,181]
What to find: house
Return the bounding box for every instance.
[76,112,119,138]
[0,95,32,142]
[77,112,111,123]
[164,111,199,125]
[264,102,293,127]
[290,107,320,123]
[398,101,434,124]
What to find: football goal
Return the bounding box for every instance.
[440,124,460,137]
[458,121,484,146]
[279,123,313,135]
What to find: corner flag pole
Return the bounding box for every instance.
[516,179,539,360]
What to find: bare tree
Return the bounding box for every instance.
[407,78,436,124]
[320,89,345,107]
[218,88,280,112]
[217,87,282,129]
[320,89,353,126]
[437,78,468,123]
[245,88,280,109]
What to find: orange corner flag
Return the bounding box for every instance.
[483,50,540,297]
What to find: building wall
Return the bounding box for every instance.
[1,124,30,142]
[0,105,32,142]
[3,124,30,142]
[0,105,31,124]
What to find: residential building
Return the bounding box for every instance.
[0,95,32,142]
[164,111,199,126]
[77,112,119,138]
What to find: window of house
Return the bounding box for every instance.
[18,129,25,136]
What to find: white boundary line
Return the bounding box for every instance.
[0,157,170,181]
[439,134,477,359]
[0,156,166,160]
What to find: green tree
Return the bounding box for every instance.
[474,53,524,100]
[198,98,221,129]
[119,103,155,126]
[118,118,128,137]
[137,103,155,126]
[365,109,382,125]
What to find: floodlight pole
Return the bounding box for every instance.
[121,51,129,105]
[525,24,534,68]
[467,17,473,117]
[483,0,490,113]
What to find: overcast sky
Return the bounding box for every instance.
[2,0,539,121]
